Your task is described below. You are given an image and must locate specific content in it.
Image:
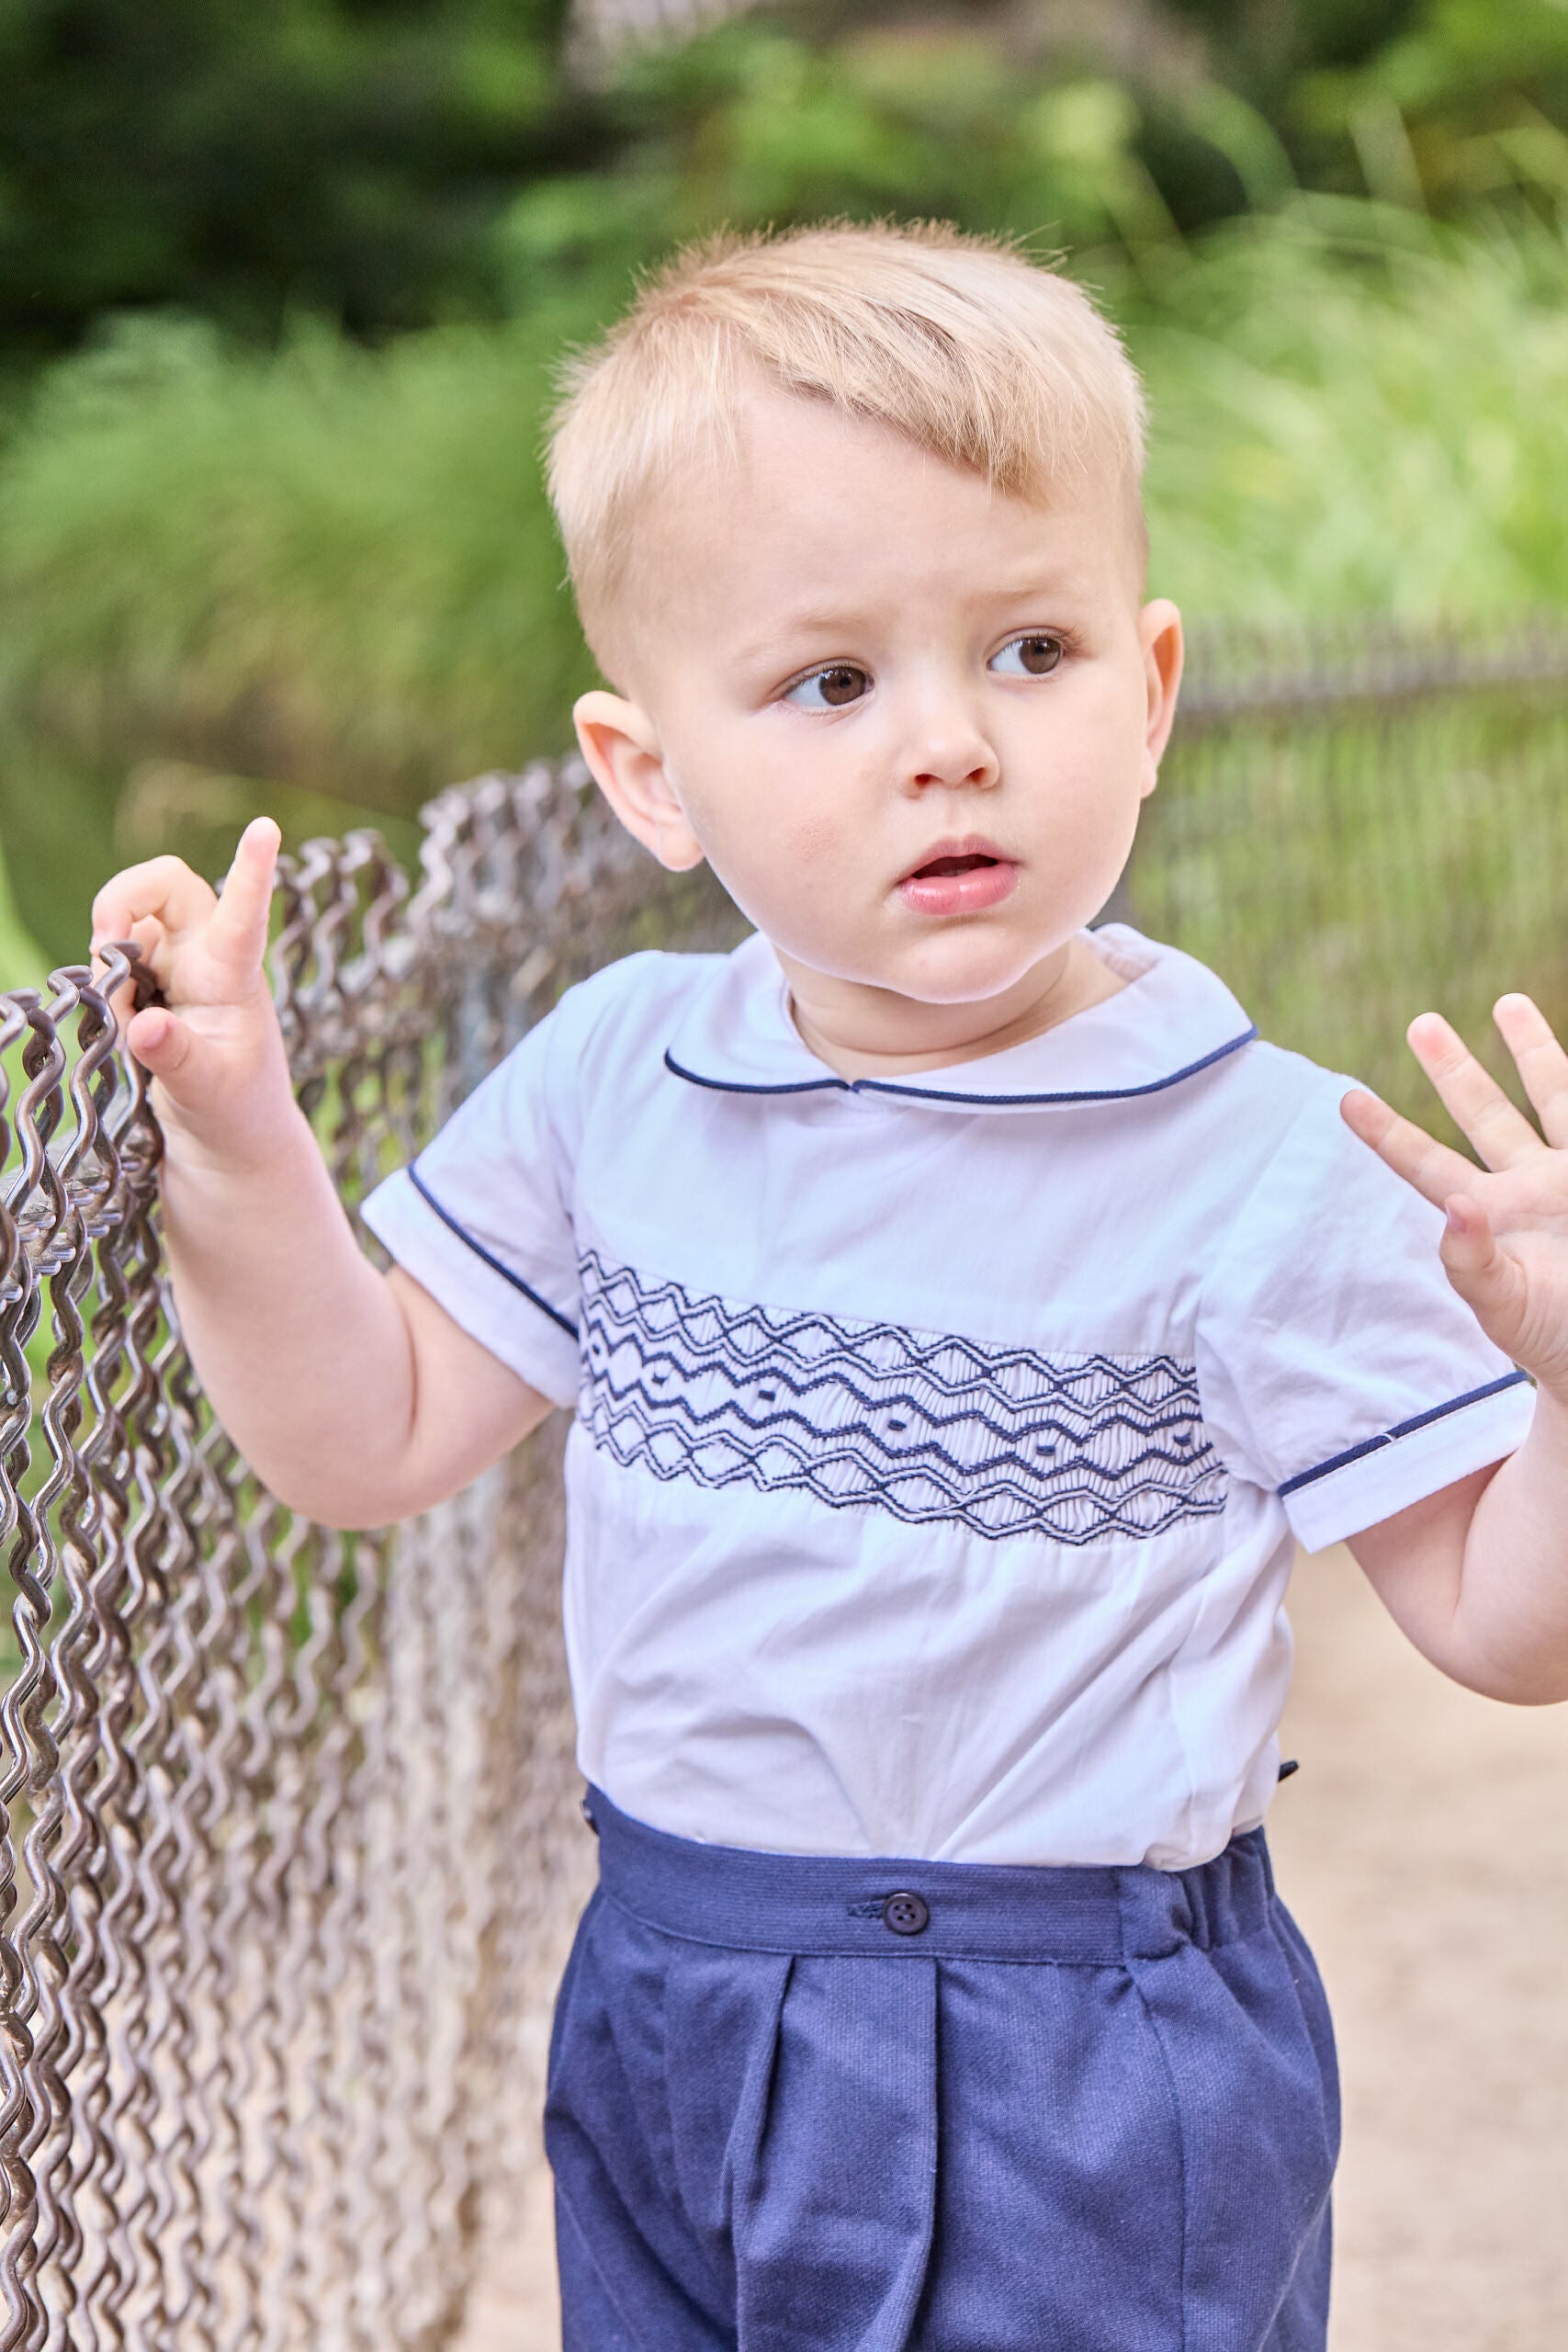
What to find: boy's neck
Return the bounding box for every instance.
[780,934,1128,1082]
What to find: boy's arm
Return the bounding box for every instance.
[1341,996,1568,1705]
[94,821,554,1530]
[1347,1437,1568,1704]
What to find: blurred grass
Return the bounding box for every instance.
[0,311,591,770]
[0,194,1566,986]
[1138,198,1568,618]
[0,833,48,992]
[4,203,1566,783]
[0,313,595,956]
[1144,670,1568,1123]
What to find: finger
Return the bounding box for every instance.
[1340,1087,1481,1209]
[1438,1192,1528,1339]
[1405,1012,1544,1170]
[90,854,217,955]
[91,917,165,1030]
[91,913,163,990]
[123,1005,220,1108]
[1493,993,1568,1149]
[204,819,281,984]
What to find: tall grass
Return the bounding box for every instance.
[0,843,45,991]
[2,198,1568,957]
[0,312,596,812]
[1140,198,1568,618]
[1143,669,1568,1124]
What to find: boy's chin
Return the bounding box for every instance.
[773,917,1087,1010]
[870,935,1082,1009]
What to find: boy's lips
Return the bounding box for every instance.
[896,836,1019,917]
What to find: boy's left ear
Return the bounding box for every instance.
[1136,600,1184,797]
[572,691,706,873]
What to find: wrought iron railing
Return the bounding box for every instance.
[1,616,1564,2345]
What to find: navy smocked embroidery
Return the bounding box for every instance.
[576,1250,1227,1544]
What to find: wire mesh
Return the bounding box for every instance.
[1145,616,1568,1120]
[0,617,1564,2346]
[0,760,736,2352]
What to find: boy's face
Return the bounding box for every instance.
[574,382,1181,1065]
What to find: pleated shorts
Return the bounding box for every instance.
[545,1787,1339,2351]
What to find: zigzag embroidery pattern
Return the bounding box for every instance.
[576,1250,1227,1544]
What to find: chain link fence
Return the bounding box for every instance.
[1140,615,1568,1123]
[0,616,1563,2346]
[0,769,739,2352]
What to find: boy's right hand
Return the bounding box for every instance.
[91,817,298,1167]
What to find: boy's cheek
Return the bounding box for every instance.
[1048,738,1148,826]
[784,810,846,869]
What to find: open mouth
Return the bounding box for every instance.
[897,842,1019,914]
[909,852,1001,881]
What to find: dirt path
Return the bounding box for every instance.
[457,1544,1568,2349]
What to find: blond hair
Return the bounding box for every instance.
[547,219,1148,671]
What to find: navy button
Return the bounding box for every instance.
[882,1890,930,1937]
[581,1796,599,1835]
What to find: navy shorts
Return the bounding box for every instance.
[545,1789,1338,2350]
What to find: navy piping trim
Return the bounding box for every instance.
[854,1026,1258,1106]
[1278,1368,1531,1499]
[405,1163,579,1340]
[663,1050,847,1097]
[663,1025,1258,1108]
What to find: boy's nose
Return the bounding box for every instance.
[901,726,1000,795]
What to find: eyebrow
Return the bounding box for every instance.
[735,578,1089,663]
[724,620,861,676]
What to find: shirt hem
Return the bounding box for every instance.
[1282,1374,1534,1552]
[361,1165,580,1409]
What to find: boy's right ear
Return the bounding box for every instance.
[572,691,706,873]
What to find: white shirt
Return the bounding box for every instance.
[363,926,1533,1868]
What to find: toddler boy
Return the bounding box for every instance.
[94,223,1568,2351]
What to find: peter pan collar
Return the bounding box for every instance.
[663,926,1258,1113]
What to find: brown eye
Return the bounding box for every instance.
[784,663,871,710]
[992,634,1065,678]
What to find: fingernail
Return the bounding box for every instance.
[1446,1200,1466,1232]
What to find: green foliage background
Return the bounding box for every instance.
[2,0,1568,968]
[0,0,587,359]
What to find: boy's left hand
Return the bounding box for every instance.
[1342,994,1568,1400]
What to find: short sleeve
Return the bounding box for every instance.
[360,997,583,1409]
[1195,1071,1535,1553]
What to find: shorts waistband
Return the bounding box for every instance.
[582,1787,1277,1964]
